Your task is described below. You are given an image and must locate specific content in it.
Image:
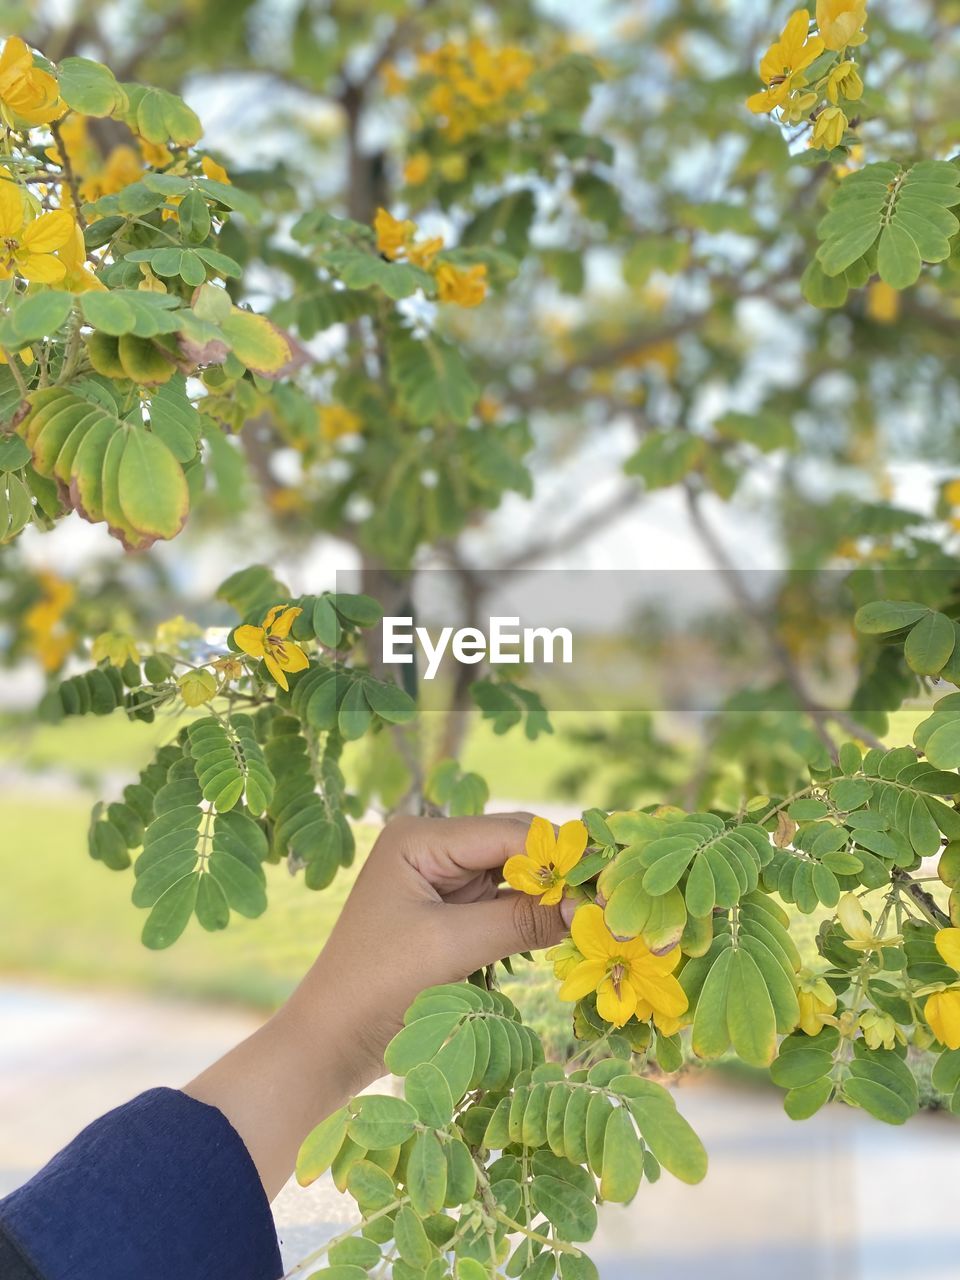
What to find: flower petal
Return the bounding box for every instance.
[267,605,302,639]
[630,968,689,1019]
[0,180,24,238]
[233,624,266,659]
[553,819,588,875]
[276,640,308,672]
[22,209,74,253]
[926,990,960,1050]
[503,855,544,896]
[18,253,66,282]
[540,882,564,906]
[524,815,556,870]
[935,928,960,973]
[597,976,638,1027]
[558,959,607,1003]
[570,903,615,962]
[263,652,289,691]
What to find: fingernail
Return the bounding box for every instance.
[560,896,577,928]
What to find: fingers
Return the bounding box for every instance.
[386,812,535,894]
[444,890,575,975]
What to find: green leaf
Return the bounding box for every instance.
[2,290,73,345]
[348,1095,418,1149]
[598,1105,643,1203]
[132,85,203,145]
[404,1062,454,1128]
[385,1010,463,1075]
[338,680,372,740]
[0,436,31,472]
[905,611,956,675]
[625,1094,708,1185]
[118,427,189,541]
[296,1106,349,1185]
[691,945,733,1059]
[877,221,922,289]
[363,676,416,724]
[394,1205,434,1269]
[345,1159,397,1211]
[407,1131,447,1216]
[530,1175,597,1241]
[141,872,198,949]
[179,189,212,245]
[387,328,478,425]
[855,601,929,634]
[58,57,125,116]
[81,290,182,338]
[326,248,433,300]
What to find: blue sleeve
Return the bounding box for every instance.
[0,1087,282,1280]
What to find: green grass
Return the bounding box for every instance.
[0,794,373,1008]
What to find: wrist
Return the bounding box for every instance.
[283,951,393,1098]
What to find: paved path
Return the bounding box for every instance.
[1,982,958,1278]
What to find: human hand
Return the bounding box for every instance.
[299,813,576,1088]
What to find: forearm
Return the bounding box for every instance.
[183,951,377,1202]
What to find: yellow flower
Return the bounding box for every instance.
[943,480,960,508]
[558,904,688,1028]
[91,631,140,668]
[811,106,848,150]
[746,9,825,114]
[837,892,902,951]
[796,972,837,1035]
[935,928,960,971]
[865,281,899,324]
[59,222,106,293]
[139,137,173,168]
[213,654,244,681]
[407,235,444,270]
[155,614,204,650]
[234,604,309,691]
[0,36,63,127]
[504,816,587,906]
[827,59,863,103]
[374,207,416,260]
[435,262,487,307]
[0,181,75,283]
[780,89,819,124]
[201,155,230,184]
[23,571,75,673]
[381,62,406,97]
[403,152,431,186]
[925,988,960,1050]
[319,404,362,441]
[93,145,143,200]
[858,1009,901,1051]
[545,937,583,981]
[816,0,868,51]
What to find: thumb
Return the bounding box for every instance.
[445,891,576,976]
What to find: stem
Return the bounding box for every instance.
[0,348,29,398]
[50,120,85,223]
[283,1198,405,1277]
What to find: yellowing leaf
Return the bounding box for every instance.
[178,669,217,707]
[221,310,291,376]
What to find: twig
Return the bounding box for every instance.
[0,348,29,399]
[894,870,950,929]
[50,120,84,224]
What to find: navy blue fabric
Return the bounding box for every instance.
[0,1087,282,1280]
